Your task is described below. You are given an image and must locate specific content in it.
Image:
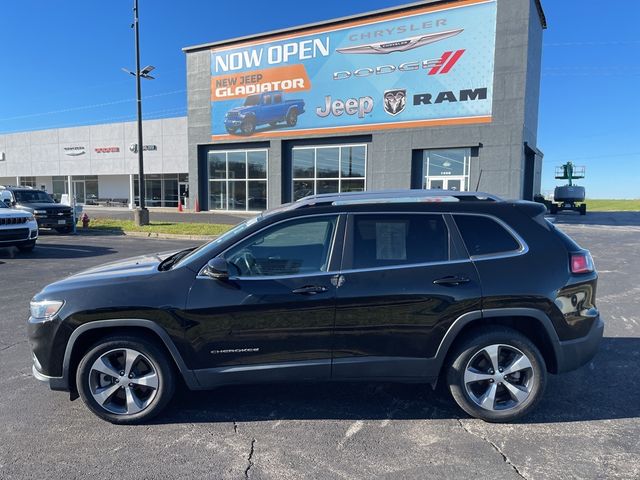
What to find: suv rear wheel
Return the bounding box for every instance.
[76,336,175,424]
[446,327,546,422]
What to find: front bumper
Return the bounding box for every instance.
[224,119,243,128]
[35,217,73,228]
[32,363,67,391]
[555,315,604,373]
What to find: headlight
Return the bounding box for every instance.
[27,214,35,222]
[34,209,46,214]
[30,300,64,321]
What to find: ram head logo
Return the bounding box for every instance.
[383,89,407,116]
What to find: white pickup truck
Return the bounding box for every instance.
[0,199,38,252]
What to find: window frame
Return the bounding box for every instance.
[207,148,269,212]
[200,213,346,280]
[292,144,367,201]
[340,212,457,273]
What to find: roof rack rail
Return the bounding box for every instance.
[293,189,502,208]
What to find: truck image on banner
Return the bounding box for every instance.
[210,0,497,140]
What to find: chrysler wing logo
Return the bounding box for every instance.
[336,28,463,55]
[383,89,406,116]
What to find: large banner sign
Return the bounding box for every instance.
[210,0,496,140]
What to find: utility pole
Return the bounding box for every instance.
[132,0,151,225]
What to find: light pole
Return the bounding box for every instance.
[123,0,155,226]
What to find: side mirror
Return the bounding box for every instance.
[203,257,229,279]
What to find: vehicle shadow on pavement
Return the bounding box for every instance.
[552,211,640,228]
[154,337,640,425]
[0,243,116,260]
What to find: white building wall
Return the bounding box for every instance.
[0,117,187,178]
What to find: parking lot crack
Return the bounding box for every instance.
[244,438,256,479]
[456,419,527,480]
[0,341,26,353]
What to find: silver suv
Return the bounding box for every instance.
[0,200,38,252]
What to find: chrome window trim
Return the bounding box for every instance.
[197,212,342,279]
[452,212,529,261]
[196,210,529,280]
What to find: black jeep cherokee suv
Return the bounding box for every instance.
[28,190,602,424]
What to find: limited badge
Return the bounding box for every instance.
[383,89,407,116]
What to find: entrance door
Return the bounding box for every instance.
[427,176,466,191]
[73,181,85,203]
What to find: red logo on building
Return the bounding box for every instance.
[94,147,120,153]
[428,49,465,75]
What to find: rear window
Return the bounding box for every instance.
[454,215,520,256]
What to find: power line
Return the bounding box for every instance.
[544,40,640,47]
[0,106,187,134]
[0,89,186,123]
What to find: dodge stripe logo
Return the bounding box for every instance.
[428,49,465,75]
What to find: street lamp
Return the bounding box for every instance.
[122,0,154,226]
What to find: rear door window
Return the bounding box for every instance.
[454,215,520,256]
[351,214,448,269]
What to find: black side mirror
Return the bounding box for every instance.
[204,257,229,279]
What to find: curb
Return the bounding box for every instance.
[77,229,217,241]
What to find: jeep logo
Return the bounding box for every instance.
[316,95,374,119]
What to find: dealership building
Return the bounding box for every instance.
[1,0,545,212]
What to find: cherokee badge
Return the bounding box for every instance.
[336,28,463,55]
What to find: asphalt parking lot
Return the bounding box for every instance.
[0,221,639,479]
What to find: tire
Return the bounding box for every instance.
[17,241,36,252]
[446,327,546,423]
[240,116,256,135]
[76,335,176,424]
[549,204,558,215]
[225,126,238,134]
[579,204,587,216]
[55,226,73,234]
[286,108,298,127]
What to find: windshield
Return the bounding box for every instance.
[14,190,54,204]
[244,95,260,106]
[173,215,263,269]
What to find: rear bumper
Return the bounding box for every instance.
[555,315,604,373]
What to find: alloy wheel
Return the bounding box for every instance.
[88,348,159,415]
[463,344,534,411]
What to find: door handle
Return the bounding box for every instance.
[433,276,470,286]
[292,285,329,295]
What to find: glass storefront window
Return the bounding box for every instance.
[133,173,185,207]
[423,148,470,192]
[292,144,367,201]
[207,149,268,211]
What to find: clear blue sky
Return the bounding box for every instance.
[0,0,638,198]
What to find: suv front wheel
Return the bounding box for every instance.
[76,335,176,424]
[446,327,546,422]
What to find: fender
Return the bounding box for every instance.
[432,308,562,373]
[60,319,200,391]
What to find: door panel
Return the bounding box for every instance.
[332,213,481,379]
[183,214,343,380]
[184,273,337,371]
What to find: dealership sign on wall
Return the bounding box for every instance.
[210,0,496,140]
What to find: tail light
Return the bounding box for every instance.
[571,251,594,274]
